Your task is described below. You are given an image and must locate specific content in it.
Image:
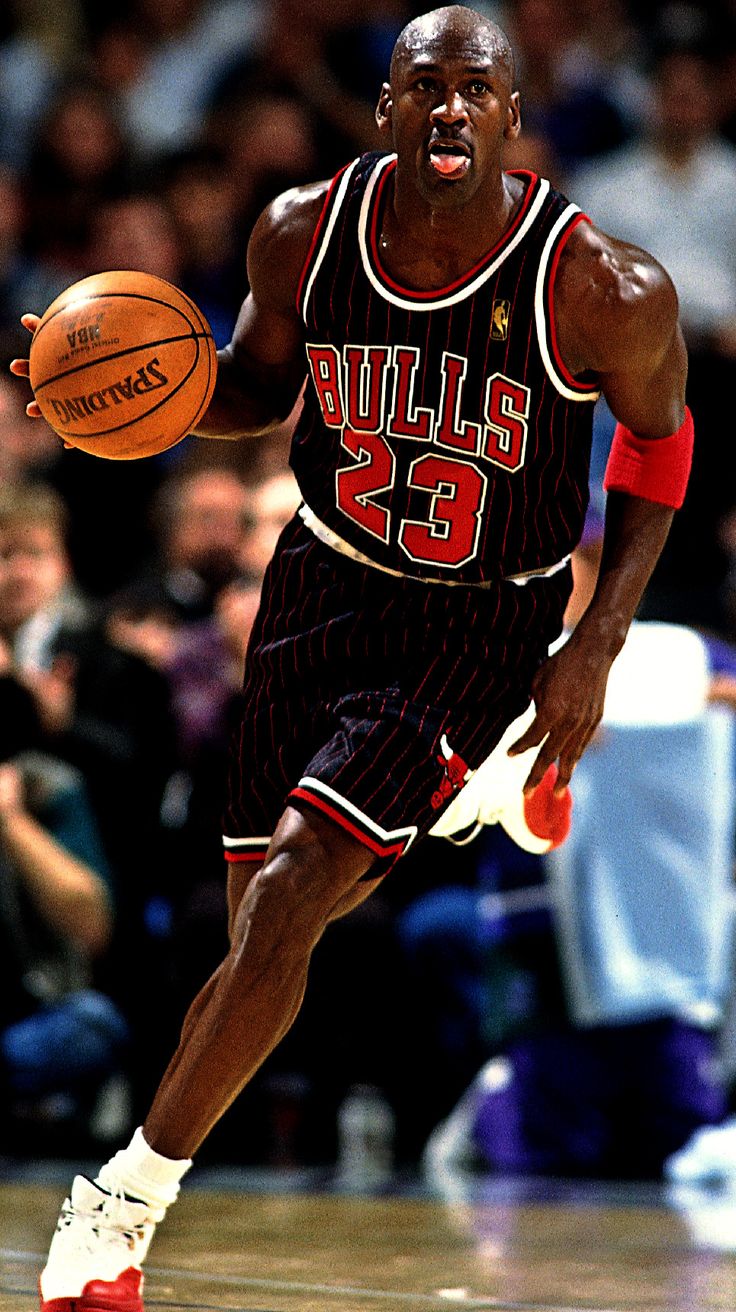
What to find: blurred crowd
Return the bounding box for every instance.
[0,0,736,1181]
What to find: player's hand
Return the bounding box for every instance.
[9,314,43,418]
[507,631,612,795]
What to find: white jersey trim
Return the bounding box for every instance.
[534,205,601,403]
[222,835,271,849]
[296,775,418,852]
[299,502,569,587]
[300,158,361,325]
[358,155,551,311]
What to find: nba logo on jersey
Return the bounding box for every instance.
[491,300,509,340]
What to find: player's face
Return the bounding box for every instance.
[378,38,520,208]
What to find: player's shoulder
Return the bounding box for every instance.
[558,220,678,330]
[252,179,332,256]
[247,179,332,315]
[555,219,679,370]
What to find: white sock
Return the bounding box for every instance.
[96,1126,192,1221]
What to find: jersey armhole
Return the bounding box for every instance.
[535,208,601,402]
[295,158,359,322]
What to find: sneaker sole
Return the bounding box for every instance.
[39,1267,143,1312]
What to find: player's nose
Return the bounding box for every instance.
[429,88,469,125]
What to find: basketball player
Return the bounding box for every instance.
[12,8,693,1310]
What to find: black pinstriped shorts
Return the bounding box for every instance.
[221,514,571,872]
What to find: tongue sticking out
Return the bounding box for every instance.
[430,152,470,177]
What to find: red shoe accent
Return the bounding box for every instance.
[523,764,572,849]
[40,1267,143,1312]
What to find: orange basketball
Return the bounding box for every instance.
[29,271,218,460]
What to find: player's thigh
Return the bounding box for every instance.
[231,803,378,951]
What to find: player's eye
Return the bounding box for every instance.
[468,79,491,95]
[413,77,438,93]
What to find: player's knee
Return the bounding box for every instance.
[230,833,358,958]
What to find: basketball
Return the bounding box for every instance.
[28,270,218,460]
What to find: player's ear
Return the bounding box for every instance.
[504,91,521,141]
[376,83,393,135]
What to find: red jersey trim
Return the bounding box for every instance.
[367,163,541,302]
[295,160,355,317]
[288,781,416,858]
[546,212,599,393]
[222,836,270,864]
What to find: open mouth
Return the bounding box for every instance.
[428,141,471,179]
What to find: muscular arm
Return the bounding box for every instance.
[562,226,687,653]
[194,181,329,440]
[511,224,688,792]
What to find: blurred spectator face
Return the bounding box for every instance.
[167,470,250,585]
[653,52,716,145]
[134,0,203,38]
[0,520,69,633]
[164,158,238,267]
[87,196,182,282]
[0,378,60,481]
[513,0,572,64]
[92,22,148,95]
[44,86,125,184]
[239,472,301,579]
[224,97,316,192]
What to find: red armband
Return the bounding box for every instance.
[603,407,694,509]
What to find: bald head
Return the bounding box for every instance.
[390,6,516,90]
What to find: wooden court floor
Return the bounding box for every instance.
[1,1168,735,1312]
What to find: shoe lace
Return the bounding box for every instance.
[58,1180,150,1258]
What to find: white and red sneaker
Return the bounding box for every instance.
[498,762,572,853]
[39,1175,156,1312]
[429,704,572,853]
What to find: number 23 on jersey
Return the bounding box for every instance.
[306,343,531,569]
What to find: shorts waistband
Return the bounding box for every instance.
[298,503,570,588]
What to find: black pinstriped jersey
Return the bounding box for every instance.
[291,151,600,585]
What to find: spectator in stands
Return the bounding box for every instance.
[573,46,736,635]
[505,0,630,172]
[0,481,178,1120]
[159,146,245,347]
[0,481,90,688]
[23,78,133,306]
[141,466,253,623]
[82,0,262,160]
[0,4,60,170]
[0,668,127,1155]
[571,47,736,346]
[204,0,408,180]
[85,193,183,286]
[238,470,302,581]
[0,376,62,496]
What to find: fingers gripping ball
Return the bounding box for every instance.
[28,271,218,459]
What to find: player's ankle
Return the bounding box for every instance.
[96,1126,192,1221]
